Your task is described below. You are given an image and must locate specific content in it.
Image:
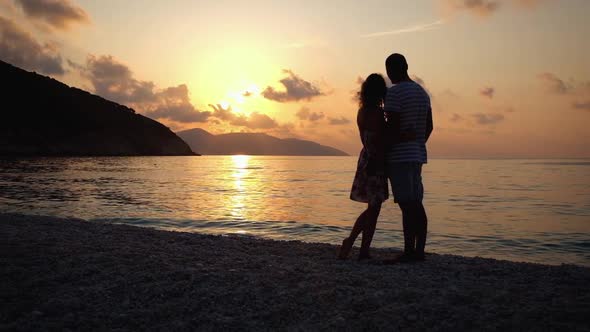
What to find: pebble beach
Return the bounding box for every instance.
[1,213,589,331]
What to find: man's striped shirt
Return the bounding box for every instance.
[384,81,431,164]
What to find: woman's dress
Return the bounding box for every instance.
[350,128,389,204]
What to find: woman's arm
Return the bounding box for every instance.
[365,111,385,175]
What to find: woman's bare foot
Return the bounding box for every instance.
[338,238,354,260]
[358,252,372,261]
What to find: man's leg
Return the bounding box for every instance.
[389,163,417,256]
[413,163,427,259]
[415,202,428,259]
[384,163,427,264]
[380,202,418,264]
[398,202,417,254]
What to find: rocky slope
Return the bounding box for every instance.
[0,60,195,156]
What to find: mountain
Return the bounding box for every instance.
[0,60,195,156]
[177,128,349,156]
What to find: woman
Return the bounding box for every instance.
[338,73,389,260]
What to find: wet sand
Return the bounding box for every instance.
[1,213,589,331]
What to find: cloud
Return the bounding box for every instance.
[489,105,516,113]
[538,73,590,94]
[262,69,324,102]
[446,0,501,17]
[268,122,297,138]
[572,101,590,111]
[537,73,590,111]
[503,106,516,113]
[512,0,545,9]
[471,113,504,125]
[412,76,425,86]
[480,87,495,98]
[208,103,234,121]
[83,55,157,104]
[412,75,433,97]
[361,19,444,38]
[66,58,83,70]
[537,72,571,94]
[144,85,211,123]
[450,113,463,122]
[328,116,351,125]
[80,54,209,123]
[308,113,325,122]
[296,107,325,122]
[208,104,278,129]
[0,1,17,15]
[13,0,90,30]
[349,76,366,104]
[442,0,547,18]
[0,16,64,74]
[441,89,460,99]
[245,112,279,129]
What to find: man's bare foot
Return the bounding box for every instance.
[337,238,353,260]
[381,252,424,264]
[414,252,426,262]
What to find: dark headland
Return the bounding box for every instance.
[0,61,195,156]
[178,128,349,156]
[1,214,588,331]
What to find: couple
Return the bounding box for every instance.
[339,53,433,263]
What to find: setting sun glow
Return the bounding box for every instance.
[3,0,588,158]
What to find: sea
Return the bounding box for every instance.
[1,156,589,266]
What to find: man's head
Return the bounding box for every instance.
[385,53,409,84]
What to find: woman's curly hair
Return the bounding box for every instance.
[359,73,387,109]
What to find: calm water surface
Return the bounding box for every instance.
[1,156,589,266]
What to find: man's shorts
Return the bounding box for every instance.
[387,162,424,203]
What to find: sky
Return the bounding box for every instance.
[1,0,589,157]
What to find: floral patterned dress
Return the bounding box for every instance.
[350,127,389,204]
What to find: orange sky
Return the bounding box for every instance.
[1,0,589,157]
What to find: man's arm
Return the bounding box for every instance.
[384,88,407,143]
[384,87,400,113]
[425,106,433,142]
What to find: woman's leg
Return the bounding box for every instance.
[359,202,382,259]
[338,207,369,259]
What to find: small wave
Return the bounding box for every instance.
[524,162,590,166]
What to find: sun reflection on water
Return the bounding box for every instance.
[230,155,250,221]
[232,155,250,191]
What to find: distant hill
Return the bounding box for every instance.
[0,60,195,156]
[177,128,348,156]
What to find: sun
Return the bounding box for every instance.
[188,42,278,105]
[227,84,262,104]
[219,100,231,109]
[216,84,264,115]
[232,154,250,168]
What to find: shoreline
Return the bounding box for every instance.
[1,213,589,331]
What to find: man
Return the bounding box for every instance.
[384,53,433,262]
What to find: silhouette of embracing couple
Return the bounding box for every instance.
[339,53,433,263]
